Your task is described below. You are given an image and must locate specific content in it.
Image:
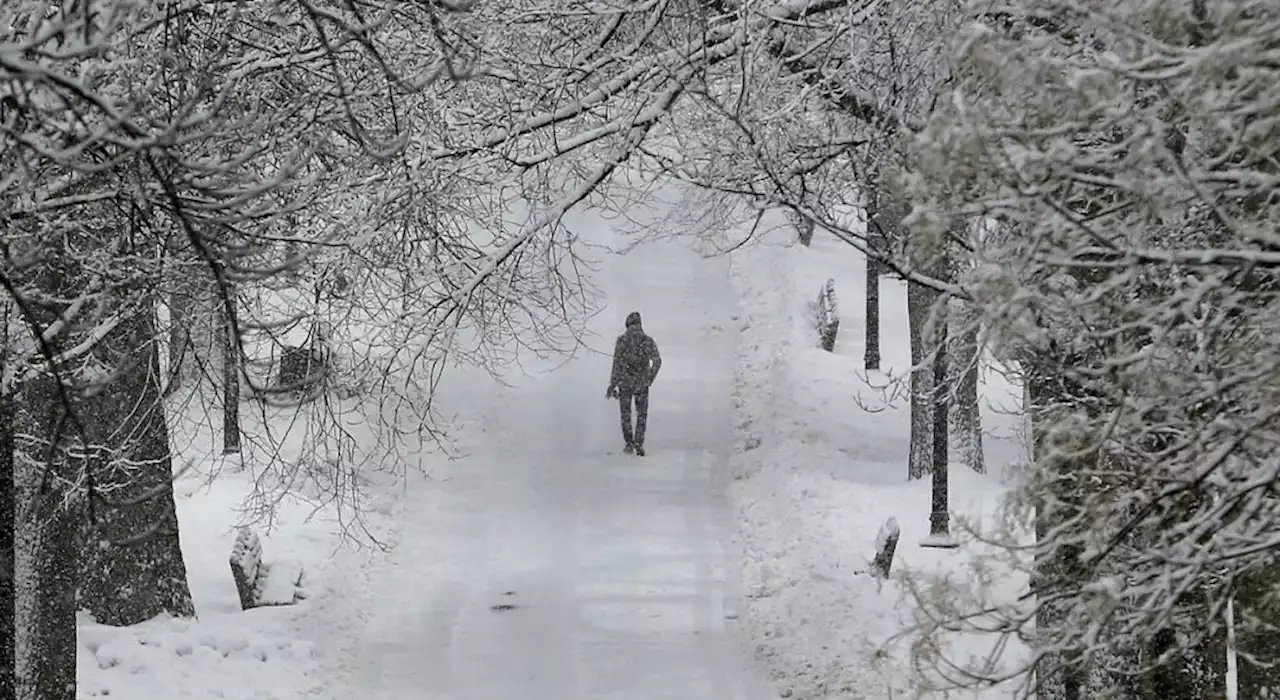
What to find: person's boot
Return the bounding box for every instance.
[623,443,634,454]
[634,444,645,457]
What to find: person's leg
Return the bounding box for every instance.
[619,391,635,449]
[634,388,649,451]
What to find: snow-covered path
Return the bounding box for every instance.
[341,213,775,699]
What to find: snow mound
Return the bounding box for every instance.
[78,612,320,699]
[78,391,409,700]
[257,560,308,607]
[918,533,961,550]
[727,224,1029,698]
[875,517,900,553]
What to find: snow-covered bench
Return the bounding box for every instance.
[871,517,900,580]
[229,527,308,610]
[815,278,839,352]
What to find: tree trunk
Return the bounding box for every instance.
[13,237,84,699]
[865,252,881,370]
[907,279,936,480]
[165,286,190,397]
[1,295,14,698]
[164,262,218,396]
[1230,565,1280,697]
[948,299,985,474]
[34,465,78,700]
[796,215,815,247]
[14,378,80,700]
[928,312,950,536]
[1135,626,1224,700]
[864,210,881,372]
[77,300,196,627]
[0,390,15,700]
[222,287,240,455]
[1027,358,1087,700]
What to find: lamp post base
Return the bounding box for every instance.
[920,511,959,549]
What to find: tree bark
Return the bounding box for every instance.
[1229,566,1280,697]
[863,194,881,371]
[1137,627,1224,700]
[1,296,15,698]
[907,279,936,480]
[0,390,15,700]
[77,300,196,627]
[14,378,79,700]
[1027,357,1087,700]
[948,299,984,474]
[928,313,950,536]
[222,285,240,455]
[796,214,815,247]
[865,254,880,370]
[164,259,219,397]
[165,286,190,397]
[34,463,78,700]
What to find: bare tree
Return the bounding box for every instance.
[624,0,973,486]
[422,1,979,497]
[0,1,529,695]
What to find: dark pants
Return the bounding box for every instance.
[618,387,649,448]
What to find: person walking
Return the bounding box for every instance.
[606,311,662,456]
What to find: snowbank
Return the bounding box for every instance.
[727,223,1030,698]
[77,390,415,699]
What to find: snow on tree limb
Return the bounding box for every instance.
[896,1,1280,696]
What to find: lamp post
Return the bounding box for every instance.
[922,315,958,549]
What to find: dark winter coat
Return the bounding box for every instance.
[610,323,661,393]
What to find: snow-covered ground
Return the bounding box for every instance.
[330,198,780,700]
[76,190,781,699]
[76,392,409,698]
[727,220,1030,698]
[76,191,1028,699]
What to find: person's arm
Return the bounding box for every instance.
[609,336,625,388]
[647,338,662,384]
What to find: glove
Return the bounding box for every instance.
[606,385,617,399]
